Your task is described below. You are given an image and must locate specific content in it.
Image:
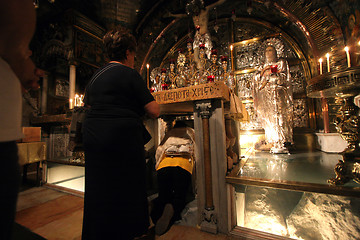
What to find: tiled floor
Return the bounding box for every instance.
[15,187,238,240]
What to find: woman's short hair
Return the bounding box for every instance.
[103,28,137,62]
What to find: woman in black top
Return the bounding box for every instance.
[82,29,160,240]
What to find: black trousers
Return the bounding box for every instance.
[0,141,20,240]
[151,166,191,224]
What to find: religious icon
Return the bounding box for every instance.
[160,68,169,91]
[175,49,188,87]
[253,38,294,154]
[219,56,235,89]
[208,49,220,81]
[186,38,196,81]
[193,44,210,85]
[168,59,177,89]
[150,67,162,92]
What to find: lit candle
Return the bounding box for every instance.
[75,94,79,107]
[230,45,234,71]
[69,99,74,109]
[344,46,351,68]
[80,95,84,106]
[319,58,323,75]
[326,53,330,72]
[146,64,150,89]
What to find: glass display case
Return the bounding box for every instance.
[226,149,360,240]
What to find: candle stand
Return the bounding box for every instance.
[307,66,360,185]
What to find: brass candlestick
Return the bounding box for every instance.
[328,96,360,185]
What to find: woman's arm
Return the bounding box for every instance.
[144,100,160,119]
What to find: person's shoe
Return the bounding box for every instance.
[155,203,174,236]
[134,227,155,240]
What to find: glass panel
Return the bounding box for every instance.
[235,184,360,239]
[47,162,85,192]
[238,151,358,188]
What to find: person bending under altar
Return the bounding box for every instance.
[151,120,196,236]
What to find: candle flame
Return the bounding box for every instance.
[146,63,149,69]
[319,58,323,63]
[326,53,330,58]
[230,45,233,51]
[344,46,349,52]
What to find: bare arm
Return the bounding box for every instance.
[206,0,226,11]
[144,100,160,119]
[164,0,226,18]
[163,11,187,18]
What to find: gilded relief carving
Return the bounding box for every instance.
[328,96,360,185]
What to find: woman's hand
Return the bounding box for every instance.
[260,65,271,77]
[144,100,160,119]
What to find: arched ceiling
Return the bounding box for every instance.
[133,0,349,76]
[34,0,359,76]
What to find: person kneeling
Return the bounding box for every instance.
[151,120,195,236]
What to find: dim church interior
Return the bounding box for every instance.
[15,0,360,239]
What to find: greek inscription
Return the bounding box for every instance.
[154,95,162,102]
[354,73,360,81]
[209,86,214,94]
[152,82,229,104]
[337,76,349,85]
[176,91,182,100]
[204,86,209,95]
[324,79,334,88]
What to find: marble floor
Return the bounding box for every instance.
[15,183,239,239]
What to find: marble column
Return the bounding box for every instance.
[195,100,217,234]
[69,64,76,106]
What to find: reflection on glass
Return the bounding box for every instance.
[236,185,360,240]
[239,151,343,184]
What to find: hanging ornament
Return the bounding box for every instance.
[247,1,253,15]
[214,21,219,33]
[174,33,178,42]
[231,9,236,21]
[264,0,271,8]
[213,7,219,33]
